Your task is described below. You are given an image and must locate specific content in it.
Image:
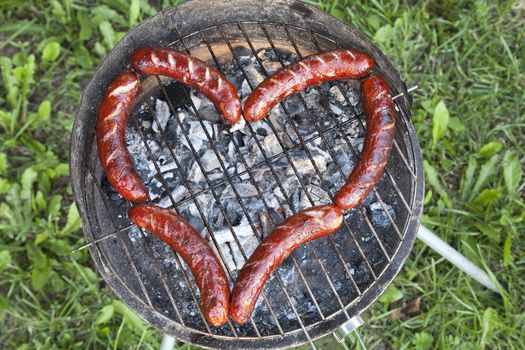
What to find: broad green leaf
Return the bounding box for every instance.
[461,156,477,200]
[424,160,450,206]
[32,262,53,291]
[448,117,465,134]
[0,153,7,176]
[112,300,147,334]
[474,188,502,206]
[21,167,38,199]
[481,308,499,347]
[41,42,61,65]
[0,178,10,194]
[0,250,12,271]
[51,0,66,23]
[420,99,434,114]
[47,195,62,222]
[19,55,36,97]
[72,43,93,69]
[0,295,7,313]
[54,163,69,178]
[0,56,19,109]
[94,42,107,57]
[99,21,115,49]
[502,150,522,195]
[378,285,403,304]
[413,332,433,350]
[129,0,141,26]
[35,191,46,210]
[46,238,71,257]
[474,223,500,242]
[373,24,394,44]
[77,11,93,42]
[470,155,499,201]
[35,232,49,245]
[423,190,433,205]
[92,6,126,25]
[432,100,449,144]
[0,110,14,129]
[27,245,47,268]
[503,232,512,266]
[62,203,81,236]
[366,15,381,30]
[36,100,51,124]
[95,305,115,325]
[478,141,502,157]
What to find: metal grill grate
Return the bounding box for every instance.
[71,3,424,348]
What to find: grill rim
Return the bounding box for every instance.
[70,1,424,348]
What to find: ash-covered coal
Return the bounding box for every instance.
[110,45,400,336]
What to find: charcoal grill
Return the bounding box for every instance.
[70,0,424,349]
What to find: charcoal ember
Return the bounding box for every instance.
[262,60,282,74]
[351,137,365,152]
[244,64,265,86]
[245,144,264,167]
[239,79,251,99]
[234,182,259,198]
[195,95,222,123]
[259,211,273,236]
[225,200,242,226]
[251,120,273,137]
[200,149,223,172]
[287,149,327,176]
[187,160,204,184]
[262,133,283,156]
[329,85,346,103]
[291,188,302,212]
[153,99,171,132]
[219,243,237,272]
[233,45,253,65]
[330,103,343,115]
[256,48,270,61]
[368,202,395,227]
[334,144,355,174]
[305,184,331,205]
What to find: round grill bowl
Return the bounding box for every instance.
[70,0,424,349]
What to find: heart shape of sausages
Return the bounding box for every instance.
[95,47,396,327]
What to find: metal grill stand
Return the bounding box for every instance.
[70,1,426,349]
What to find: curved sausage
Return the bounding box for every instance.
[333,75,396,210]
[130,47,241,125]
[230,204,343,324]
[128,204,230,327]
[244,49,373,122]
[96,72,148,202]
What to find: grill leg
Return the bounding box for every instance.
[417,225,501,293]
[160,334,175,350]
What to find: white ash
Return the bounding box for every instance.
[153,99,171,133]
[330,103,343,115]
[244,64,265,86]
[329,86,346,103]
[368,202,396,228]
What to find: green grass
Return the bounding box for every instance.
[0,0,523,349]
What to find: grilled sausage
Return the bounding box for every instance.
[96,72,148,202]
[128,204,230,327]
[130,47,241,125]
[333,75,396,210]
[230,204,343,324]
[244,49,373,122]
